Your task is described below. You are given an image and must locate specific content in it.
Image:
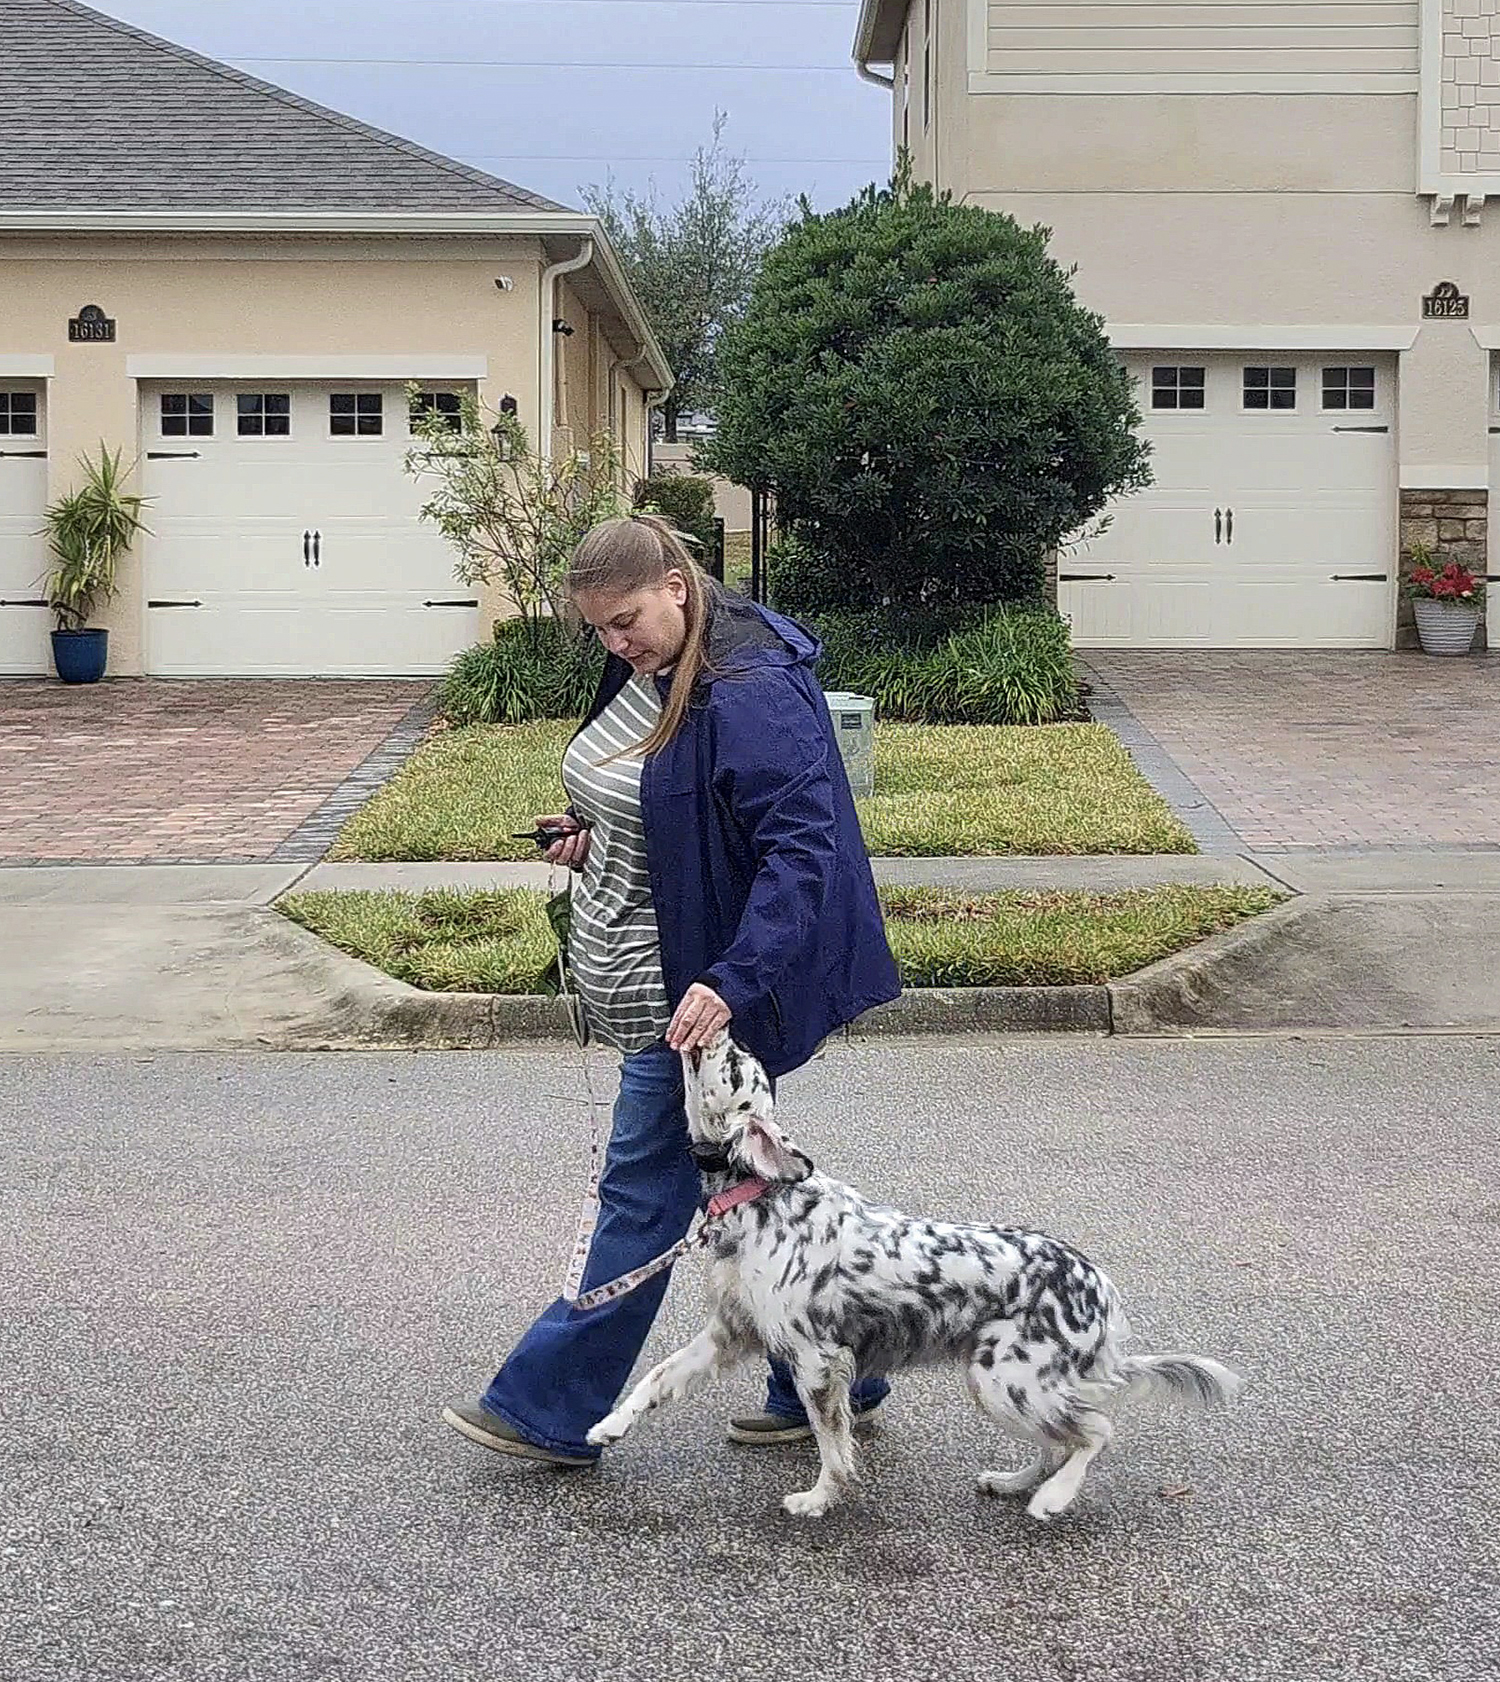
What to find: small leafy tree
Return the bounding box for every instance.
[583,113,787,441]
[41,445,151,631]
[405,388,624,631]
[700,176,1151,609]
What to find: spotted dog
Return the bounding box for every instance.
[587,1033,1243,1520]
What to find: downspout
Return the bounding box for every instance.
[540,238,594,463]
[856,61,895,89]
[607,345,654,484]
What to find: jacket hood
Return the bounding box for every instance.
[704,587,822,675]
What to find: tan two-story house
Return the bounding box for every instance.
[856,0,1500,648]
[0,0,670,679]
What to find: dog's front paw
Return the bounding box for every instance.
[782,1488,833,1519]
[586,1413,629,1448]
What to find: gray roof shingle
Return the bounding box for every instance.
[0,0,566,212]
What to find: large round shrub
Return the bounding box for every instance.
[701,181,1151,608]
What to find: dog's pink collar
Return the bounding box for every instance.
[705,1176,770,1219]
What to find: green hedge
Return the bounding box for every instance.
[439,620,603,726]
[633,470,718,558]
[806,604,1078,726]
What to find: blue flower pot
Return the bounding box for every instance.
[51,628,109,684]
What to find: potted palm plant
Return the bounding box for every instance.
[41,445,151,684]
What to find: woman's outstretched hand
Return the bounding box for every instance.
[667,983,731,1052]
[537,814,590,871]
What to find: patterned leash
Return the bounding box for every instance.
[548,860,769,1315]
[550,859,608,1308]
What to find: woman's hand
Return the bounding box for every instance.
[666,983,731,1053]
[537,813,590,871]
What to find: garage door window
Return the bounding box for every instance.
[1243,367,1296,411]
[1151,366,1205,410]
[237,393,291,437]
[0,392,37,435]
[412,391,464,432]
[330,393,383,437]
[1322,366,1376,411]
[161,393,214,436]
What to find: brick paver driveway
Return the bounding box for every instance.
[0,680,432,864]
[1082,650,1500,849]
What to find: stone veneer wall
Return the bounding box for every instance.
[1440,0,1500,177]
[1397,488,1489,648]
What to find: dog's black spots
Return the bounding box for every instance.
[1007,1384,1031,1415]
[737,1101,751,1112]
[976,1345,996,1370]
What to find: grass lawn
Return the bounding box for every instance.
[278,883,1281,994]
[723,529,753,595]
[328,720,1195,862]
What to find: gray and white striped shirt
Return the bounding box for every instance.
[562,675,672,1054]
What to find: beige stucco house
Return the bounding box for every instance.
[0,0,670,678]
[856,0,1500,648]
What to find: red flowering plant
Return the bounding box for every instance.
[1405,542,1485,605]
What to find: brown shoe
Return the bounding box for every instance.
[441,1398,595,1467]
[726,1401,885,1445]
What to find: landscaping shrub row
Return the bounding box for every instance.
[439,598,1077,729]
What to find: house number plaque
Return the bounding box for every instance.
[1422,281,1470,321]
[68,304,116,343]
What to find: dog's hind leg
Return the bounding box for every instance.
[968,1328,1075,1505]
[1026,1408,1112,1521]
[587,1316,752,1447]
[781,1348,858,1519]
[976,1455,1059,1498]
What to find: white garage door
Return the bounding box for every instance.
[1061,354,1395,648]
[0,382,50,676]
[141,382,480,676]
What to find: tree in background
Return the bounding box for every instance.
[583,114,786,441]
[700,175,1152,609]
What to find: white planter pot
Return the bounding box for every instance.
[1413,598,1480,656]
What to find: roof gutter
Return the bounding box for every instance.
[0,207,674,392]
[852,0,902,74]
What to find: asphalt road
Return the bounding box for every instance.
[4,1038,1497,1682]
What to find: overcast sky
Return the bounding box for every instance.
[88,0,892,212]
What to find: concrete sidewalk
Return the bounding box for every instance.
[4,851,1500,1050]
[0,849,1361,908]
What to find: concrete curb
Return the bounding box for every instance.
[1107,895,1319,1035]
[292,911,1320,1049]
[845,984,1111,1038]
[310,982,1116,1049]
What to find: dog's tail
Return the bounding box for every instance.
[1116,1354,1244,1412]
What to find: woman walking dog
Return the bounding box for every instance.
[443,514,901,1466]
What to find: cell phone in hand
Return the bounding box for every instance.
[512,825,573,849]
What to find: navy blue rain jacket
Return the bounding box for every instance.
[577,590,901,1077]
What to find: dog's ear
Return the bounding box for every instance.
[736,1114,814,1183]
